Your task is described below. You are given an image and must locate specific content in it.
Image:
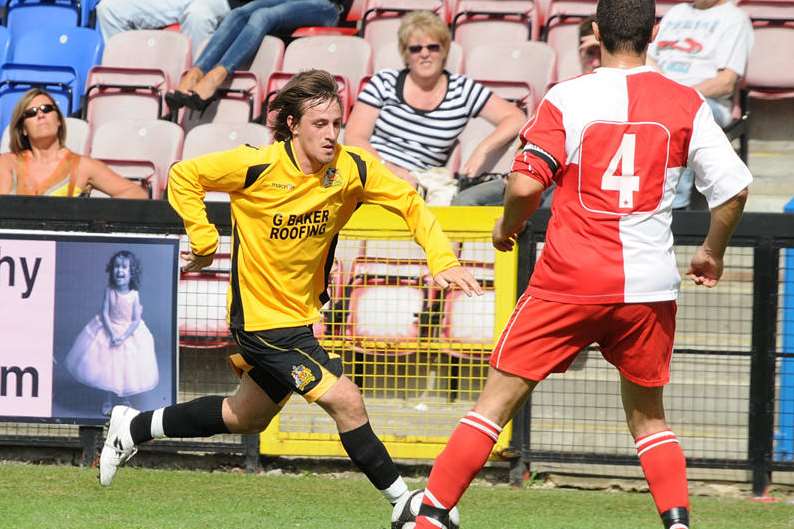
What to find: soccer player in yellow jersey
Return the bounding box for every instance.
[99,69,483,513]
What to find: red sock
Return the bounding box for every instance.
[416,412,501,529]
[636,430,689,515]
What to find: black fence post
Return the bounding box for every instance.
[507,223,537,486]
[78,425,103,468]
[748,241,779,496]
[243,433,261,473]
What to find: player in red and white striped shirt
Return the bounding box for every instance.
[415,0,750,527]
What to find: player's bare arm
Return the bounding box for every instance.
[433,266,484,297]
[493,172,545,252]
[687,187,749,287]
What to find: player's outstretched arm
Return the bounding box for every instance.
[687,187,748,287]
[433,266,484,297]
[493,172,545,252]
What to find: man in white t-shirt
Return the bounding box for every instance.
[648,0,753,208]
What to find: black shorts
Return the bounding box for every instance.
[228,325,343,405]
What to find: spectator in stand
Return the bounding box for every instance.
[345,10,524,197]
[451,17,601,207]
[648,0,753,209]
[0,89,147,199]
[96,0,236,56]
[165,0,347,112]
[578,16,601,74]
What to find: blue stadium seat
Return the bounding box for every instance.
[4,0,80,37]
[2,26,102,115]
[81,0,100,27]
[0,26,10,65]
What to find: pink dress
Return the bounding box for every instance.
[65,288,159,396]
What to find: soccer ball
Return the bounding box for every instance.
[391,490,460,529]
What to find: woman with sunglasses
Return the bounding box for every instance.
[0,89,147,198]
[346,10,524,188]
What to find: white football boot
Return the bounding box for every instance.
[99,405,140,486]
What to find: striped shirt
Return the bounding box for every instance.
[357,68,491,170]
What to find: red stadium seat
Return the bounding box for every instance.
[265,36,371,122]
[89,119,184,199]
[180,36,284,132]
[465,41,556,111]
[452,0,539,52]
[85,30,191,125]
[542,1,596,81]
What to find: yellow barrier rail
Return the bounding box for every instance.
[260,205,517,461]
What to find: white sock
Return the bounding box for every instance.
[150,408,166,439]
[381,476,409,504]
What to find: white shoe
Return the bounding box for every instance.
[99,405,140,486]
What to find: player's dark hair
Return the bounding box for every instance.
[268,69,342,142]
[106,250,142,290]
[596,0,656,55]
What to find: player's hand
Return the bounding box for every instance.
[433,266,484,297]
[686,245,723,288]
[459,149,487,179]
[180,250,215,273]
[492,217,518,252]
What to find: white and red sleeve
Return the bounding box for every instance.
[688,101,752,209]
[511,98,567,188]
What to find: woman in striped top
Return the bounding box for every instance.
[346,10,524,187]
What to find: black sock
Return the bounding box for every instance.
[130,411,154,445]
[661,507,690,528]
[339,422,400,491]
[129,396,229,445]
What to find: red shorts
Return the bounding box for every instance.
[490,294,677,387]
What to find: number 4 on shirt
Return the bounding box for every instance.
[578,121,670,215]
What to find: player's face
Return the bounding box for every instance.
[21,94,61,143]
[291,98,342,168]
[112,257,131,288]
[405,31,446,80]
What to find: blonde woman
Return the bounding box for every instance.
[346,10,524,187]
[0,89,147,198]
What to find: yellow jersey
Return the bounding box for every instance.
[168,140,460,331]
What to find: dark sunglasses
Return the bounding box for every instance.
[408,43,442,54]
[22,103,56,119]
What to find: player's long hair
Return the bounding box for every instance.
[106,250,142,291]
[596,0,655,55]
[268,69,342,142]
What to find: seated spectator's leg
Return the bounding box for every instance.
[192,0,340,100]
[451,179,505,206]
[672,168,694,210]
[705,97,733,128]
[181,0,232,56]
[96,0,188,43]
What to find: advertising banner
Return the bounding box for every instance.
[0,232,178,425]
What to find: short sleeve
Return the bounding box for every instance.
[511,97,567,188]
[464,77,492,118]
[714,13,753,76]
[357,70,395,109]
[688,101,752,208]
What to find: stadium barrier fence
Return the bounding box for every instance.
[0,195,792,494]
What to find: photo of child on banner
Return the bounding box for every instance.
[65,250,160,416]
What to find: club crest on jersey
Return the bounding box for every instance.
[322,167,341,188]
[291,365,316,391]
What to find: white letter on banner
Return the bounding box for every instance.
[0,239,55,418]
